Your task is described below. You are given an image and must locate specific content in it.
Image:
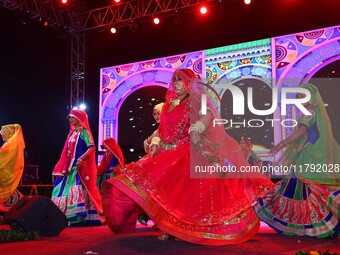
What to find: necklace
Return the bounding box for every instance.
[170,94,189,107]
[170,98,181,107]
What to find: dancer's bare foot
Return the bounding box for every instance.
[158,232,170,241]
[158,232,183,242]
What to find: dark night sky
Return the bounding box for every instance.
[1,0,339,183]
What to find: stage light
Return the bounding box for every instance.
[114,0,120,3]
[153,17,160,25]
[110,27,117,34]
[39,16,49,27]
[79,103,86,110]
[200,6,208,15]
[244,0,251,5]
[61,0,68,4]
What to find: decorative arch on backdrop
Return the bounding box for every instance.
[117,85,167,163]
[205,39,273,157]
[98,25,340,164]
[274,26,340,145]
[99,52,203,162]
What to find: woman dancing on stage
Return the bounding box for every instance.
[97,137,124,187]
[255,83,340,237]
[143,102,164,154]
[101,68,274,245]
[52,108,103,225]
[240,137,263,167]
[0,124,25,212]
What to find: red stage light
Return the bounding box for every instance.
[200,6,208,15]
[114,0,121,3]
[61,0,68,4]
[43,21,49,27]
[244,0,251,5]
[110,27,117,34]
[153,17,160,25]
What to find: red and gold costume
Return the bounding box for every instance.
[101,69,274,245]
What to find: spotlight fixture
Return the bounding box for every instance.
[39,16,49,26]
[200,6,208,15]
[244,0,251,5]
[72,103,86,110]
[110,27,117,34]
[79,103,86,110]
[153,17,160,25]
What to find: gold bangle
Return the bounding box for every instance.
[150,136,161,147]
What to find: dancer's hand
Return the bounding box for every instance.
[148,145,158,157]
[269,144,281,155]
[143,139,150,153]
[190,130,200,144]
[76,159,83,172]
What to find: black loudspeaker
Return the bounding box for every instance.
[4,195,68,237]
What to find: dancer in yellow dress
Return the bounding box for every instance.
[0,124,25,212]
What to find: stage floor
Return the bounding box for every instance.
[1,222,339,255]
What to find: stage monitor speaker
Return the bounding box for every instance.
[4,195,68,237]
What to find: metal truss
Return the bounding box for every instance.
[0,0,86,107]
[70,32,85,108]
[82,0,218,32]
[0,0,219,107]
[1,0,221,33]
[0,0,76,31]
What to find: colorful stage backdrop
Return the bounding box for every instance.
[99,25,340,163]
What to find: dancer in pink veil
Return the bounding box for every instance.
[97,137,124,188]
[52,108,103,225]
[240,137,263,167]
[102,68,274,245]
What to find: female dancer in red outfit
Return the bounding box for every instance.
[101,68,274,245]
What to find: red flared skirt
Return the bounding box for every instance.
[102,143,273,245]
